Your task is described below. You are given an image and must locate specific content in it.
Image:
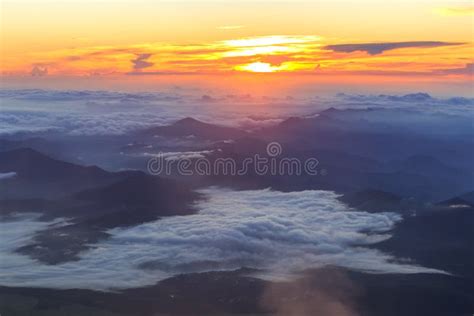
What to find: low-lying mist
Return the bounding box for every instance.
[0,188,444,291]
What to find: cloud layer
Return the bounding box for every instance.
[0,188,444,291]
[0,89,311,135]
[1,89,473,136]
[0,88,474,136]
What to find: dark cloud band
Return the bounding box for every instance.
[325,41,464,55]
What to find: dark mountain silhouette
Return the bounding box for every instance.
[460,191,474,204]
[339,189,405,212]
[0,137,56,153]
[14,173,201,264]
[74,173,200,217]
[249,107,474,201]
[391,155,469,180]
[0,148,124,199]
[0,148,200,264]
[270,106,474,140]
[14,174,201,264]
[194,135,467,201]
[377,203,474,280]
[0,268,472,316]
[437,197,473,208]
[436,191,474,208]
[139,117,248,140]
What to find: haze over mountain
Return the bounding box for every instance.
[0,90,473,316]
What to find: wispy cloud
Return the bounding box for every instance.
[435,5,474,16]
[0,172,17,180]
[3,36,473,78]
[131,53,154,70]
[30,65,48,77]
[325,41,464,55]
[436,62,474,76]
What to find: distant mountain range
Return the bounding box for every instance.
[139,117,248,140]
[0,148,120,199]
[1,104,473,316]
[100,112,474,201]
[1,106,473,264]
[0,148,200,264]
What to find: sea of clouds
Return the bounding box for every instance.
[0,188,444,291]
[0,89,312,136]
[1,89,472,136]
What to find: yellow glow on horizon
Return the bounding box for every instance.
[220,35,320,58]
[235,62,279,73]
[222,45,294,58]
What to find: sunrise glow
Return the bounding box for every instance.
[0,0,472,91]
[1,1,474,314]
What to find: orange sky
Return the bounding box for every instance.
[0,0,473,91]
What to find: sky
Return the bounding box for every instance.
[0,0,473,94]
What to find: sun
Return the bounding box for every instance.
[235,62,278,73]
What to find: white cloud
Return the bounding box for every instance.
[0,90,311,136]
[1,89,472,136]
[140,150,215,160]
[0,188,444,291]
[0,172,16,180]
